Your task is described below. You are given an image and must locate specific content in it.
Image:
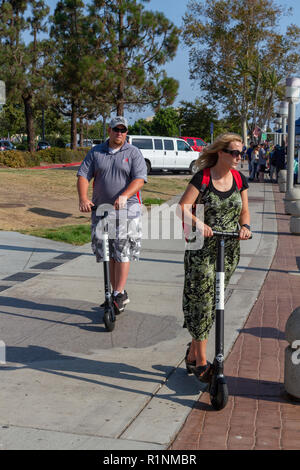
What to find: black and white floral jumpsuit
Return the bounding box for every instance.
[183,170,249,341]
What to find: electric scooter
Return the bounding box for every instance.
[209,230,252,410]
[92,207,116,332]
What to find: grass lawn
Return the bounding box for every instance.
[0,167,190,243]
[20,224,92,245]
[19,197,173,244]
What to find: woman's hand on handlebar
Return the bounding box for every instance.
[197,221,214,238]
[79,198,94,212]
[239,226,251,240]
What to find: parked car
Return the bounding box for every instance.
[37,141,51,151]
[127,135,198,174]
[66,140,95,148]
[0,140,16,151]
[180,136,207,153]
[80,139,94,148]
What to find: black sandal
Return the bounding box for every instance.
[185,342,196,374]
[192,362,212,383]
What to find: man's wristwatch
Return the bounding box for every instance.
[242,224,251,230]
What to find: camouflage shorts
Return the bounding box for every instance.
[91,216,142,263]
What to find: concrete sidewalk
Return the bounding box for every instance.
[0,176,285,450]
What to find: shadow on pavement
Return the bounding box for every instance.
[193,375,290,412]
[1,346,202,409]
[238,326,285,340]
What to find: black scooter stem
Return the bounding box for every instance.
[215,237,225,363]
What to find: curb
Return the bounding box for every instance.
[29,162,82,170]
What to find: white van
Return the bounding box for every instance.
[127,135,199,174]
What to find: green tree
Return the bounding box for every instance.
[50,0,112,149]
[87,120,105,140]
[0,102,26,138]
[178,100,240,141]
[35,107,69,139]
[182,0,300,144]
[89,0,180,115]
[179,100,218,141]
[151,107,180,136]
[0,0,51,151]
[128,118,153,135]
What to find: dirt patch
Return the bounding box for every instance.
[0,168,90,231]
[0,168,190,231]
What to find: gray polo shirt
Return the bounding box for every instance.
[77,140,147,218]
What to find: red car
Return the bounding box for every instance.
[180,136,207,153]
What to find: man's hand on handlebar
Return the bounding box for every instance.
[79,198,94,212]
[114,195,128,211]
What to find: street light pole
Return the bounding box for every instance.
[287,101,296,191]
[285,77,300,193]
[280,101,288,147]
[283,77,300,229]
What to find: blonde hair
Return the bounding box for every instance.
[195,133,243,171]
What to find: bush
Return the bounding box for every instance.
[38,147,87,164]
[54,137,67,148]
[70,149,87,162]
[37,147,72,164]
[15,143,27,151]
[0,150,41,168]
[0,147,86,168]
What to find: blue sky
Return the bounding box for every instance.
[38,0,300,122]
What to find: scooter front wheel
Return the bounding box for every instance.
[103,308,115,332]
[210,376,228,410]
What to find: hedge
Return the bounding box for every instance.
[0,147,87,168]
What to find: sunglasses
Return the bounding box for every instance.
[112,127,127,133]
[222,149,242,157]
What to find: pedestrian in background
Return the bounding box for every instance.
[268,145,277,182]
[246,142,254,177]
[275,145,286,182]
[294,155,298,184]
[249,144,259,181]
[258,143,267,182]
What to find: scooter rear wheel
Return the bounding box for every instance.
[103,308,115,332]
[210,377,228,410]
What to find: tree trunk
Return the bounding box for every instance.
[79,116,84,147]
[116,8,125,116]
[71,100,77,150]
[116,98,124,116]
[23,93,36,153]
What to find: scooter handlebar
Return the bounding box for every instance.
[212,230,252,240]
[91,206,109,219]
